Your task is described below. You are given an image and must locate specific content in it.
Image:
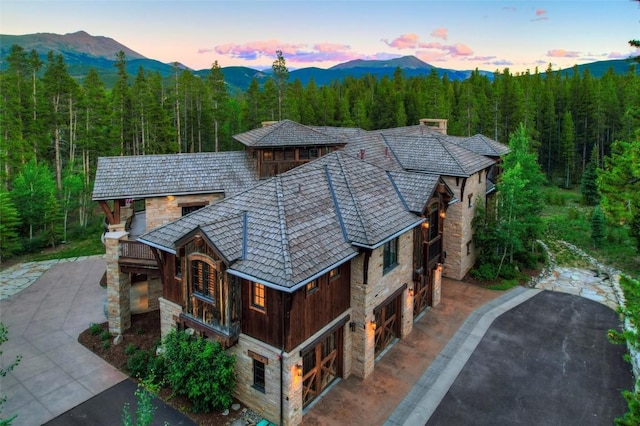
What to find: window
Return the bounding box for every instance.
[192,260,215,299]
[182,205,205,216]
[306,280,318,294]
[467,240,472,256]
[299,148,310,160]
[252,282,266,312]
[253,359,266,392]
[329,267,340,281]
[284,149,295,160]
[383,238,398,274]
[263,150,274,161]
[468,194,473,208]
[479,172,483,183]
[188,258,218,325]
[309,148,319,159]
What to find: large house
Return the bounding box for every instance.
[92,119,508,425]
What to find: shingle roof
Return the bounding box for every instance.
[233,120,346,148]
[379,133,495,177]
[139,151,425,290]
[92,152,258,200]
[388,171,441,213]
[446,134,510,157]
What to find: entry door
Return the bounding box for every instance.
[302,328,342,407]
[374,295,401,355]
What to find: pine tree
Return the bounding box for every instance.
[581,145,600,205]
[272,50,289,121]
[0,188,21,262]
[591,206,605,248]
[207,61,229,152]
[560,111,575,188]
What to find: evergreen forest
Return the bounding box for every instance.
[1,45,639,261]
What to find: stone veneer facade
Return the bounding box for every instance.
[226,313,352,426]
[105,231,131,334]
[350,229,414,379]
[145,193,224,231]
[159,297,182,338]
[442,171,487,281]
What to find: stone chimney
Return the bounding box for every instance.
[419,118,448,135]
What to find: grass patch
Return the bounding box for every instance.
[484,279,520,291]
[541,186,640,278]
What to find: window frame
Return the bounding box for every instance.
[251,282,266,313]
[252,358,266,393]
[306,280,318,295]
[382,237,399,274]
[329,267,340,281]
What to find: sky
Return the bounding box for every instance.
[2,0,639,73]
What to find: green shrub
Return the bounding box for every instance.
[89,323,103,336]
[101,340,111,350]
[498,264,519,280]
[566,207,580,221]
[162,330,235,413]
[125,343,138,356]
[99,330,112,341]
[471,263,498,281]
[127,349,151,378]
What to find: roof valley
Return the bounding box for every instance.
[274,176,293,283]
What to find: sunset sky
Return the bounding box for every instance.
[2,0,639,73]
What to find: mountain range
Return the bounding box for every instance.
[1,31,637,91]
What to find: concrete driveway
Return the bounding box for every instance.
[425,291,632,426]
[0,259,126,425]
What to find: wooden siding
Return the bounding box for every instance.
[240,263,351,351]
[240,282,284,348]
[287,263,351,351]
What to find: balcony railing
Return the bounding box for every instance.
[119,240,155,260]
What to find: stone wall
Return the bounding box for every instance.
[105,231,131,334]
[350,230,414,379]
[159,297,182,339]
[145,193,223,231]
[227,334,302,426]
[442,172,486,280]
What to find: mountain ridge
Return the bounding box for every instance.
[1,31,637,91]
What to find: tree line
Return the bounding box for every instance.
[0,45,638,260]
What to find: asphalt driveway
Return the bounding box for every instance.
[425,291,632,426]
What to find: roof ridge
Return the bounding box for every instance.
[386,171,410,211]
[440,138,470,175]
[337,153,370,243]
[324,165,349,242]
[274,176,293,282]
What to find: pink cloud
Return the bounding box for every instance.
[467,55,496,62]
[418,41,443,49]
[207,39,400,65]
[381,33,420,49]
[608,50,640,59]
[547,49,580,58]
[415,50,447,63]
[536,9,547,16]
[448,43,473,57]
[430,28,448,40]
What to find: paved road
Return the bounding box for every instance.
[425,291,632,426]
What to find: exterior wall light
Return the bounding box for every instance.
[439,211,446,219]
[296,363,303,377]
[370,320,377,331]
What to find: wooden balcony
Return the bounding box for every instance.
[118,240,159,273]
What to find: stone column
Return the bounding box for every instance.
[147,276,162,311]
[283,353,303,426]
[432,264,443,306]
[159,297,182,339]
[105,231,131,335]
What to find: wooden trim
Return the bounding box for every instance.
[373,283,408,315]
[299,314,350,356]
[248,350,269,365]
[98,200,116,225]
[178,201,209,208]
